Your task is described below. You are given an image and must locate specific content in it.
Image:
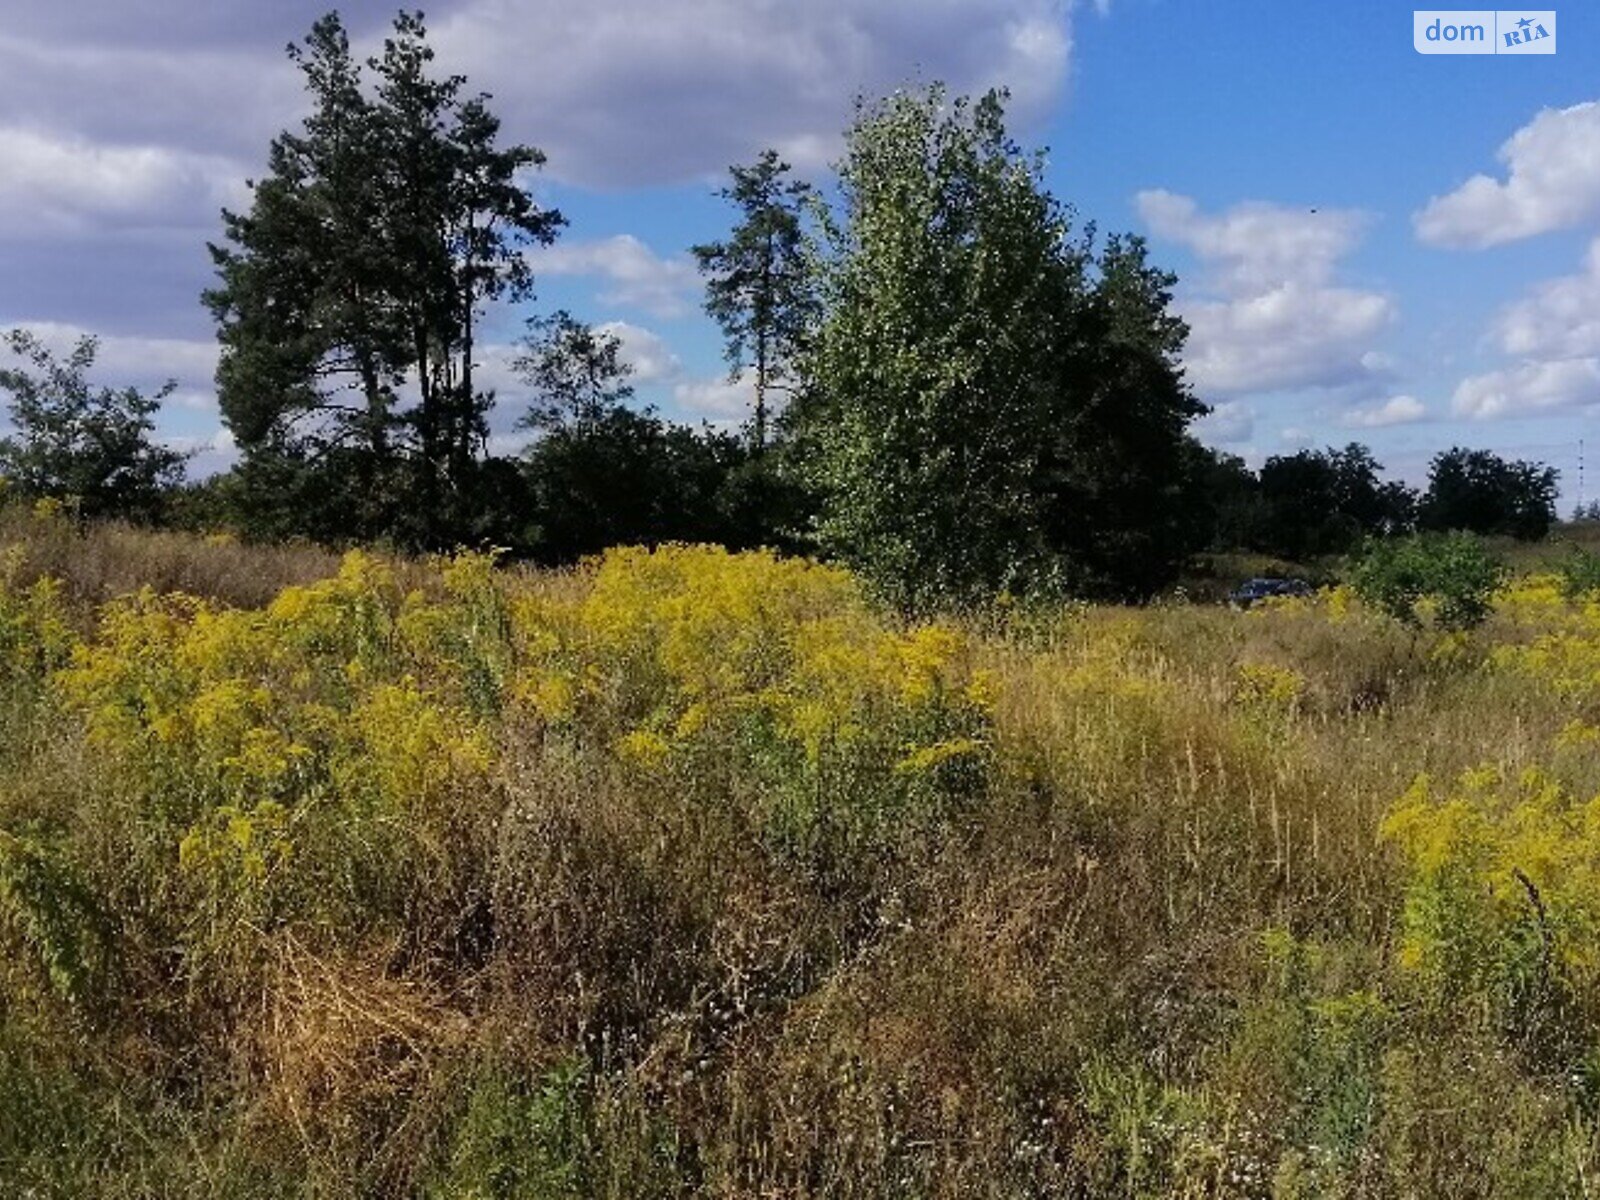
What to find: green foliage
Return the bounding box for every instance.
[0,829,113,1010]
[0,330,185,521]
[1559,546,1600,601]
[1352,531,1504,630]
[794,85,1202,609]
[0,548,74,692]
[1255,443,1416,559]
[509,312,814,561]
[514,312,637,434]
[206,11,563,547]
[519,409,763,563]
[1421,446,1559,541]
[429,1062,592,1199]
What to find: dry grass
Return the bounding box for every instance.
[3,523,1600,1196]
[0,507,345,610]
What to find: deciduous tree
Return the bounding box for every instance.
[1420,447,1558,541]
[794,86,1203,607]
[0,330,185,520]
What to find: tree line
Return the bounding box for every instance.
[1199,442,1560,561]
[0,11,1566,607]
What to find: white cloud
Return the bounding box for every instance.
[1452,358,1600,419]
[486,431,535,457]
[1495,236,1600,359]
[164,425,237,478]
[1178,286,1393,396]
[0,29,303,166]
[1136,190,1394,397]
[598,320,684,384]
[163,426,233,455]
[1137,190,1369,292]
[1452,236,1600,422]
[530,235,699,319]
[431,0,1081,186]
[1415,101,1600,248]
[0,0,1091,196]
[673,369,755,423]
[1341,394,1428,428]
[3,319,219,401]
[0,125,246,237]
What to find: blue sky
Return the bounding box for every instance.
[1052,2,1600,499]
[2,1,1598,505]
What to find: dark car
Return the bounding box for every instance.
[1228,577,1313,608]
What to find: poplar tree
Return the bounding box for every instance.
[795,86,1204,607]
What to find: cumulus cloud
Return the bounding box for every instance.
[1450,236,1600,421]
[0,31,301,168]
[430,0,1081,186]
[599,321,684,384]
[673,370,756,424]
[1137,190,1369,293]
[1452,358,1600,420]
[163,427,234,455]
[163,426,238,478]
[1,320,221,419]
[1415,102,1600,248]
[1340,394,1428,428]
[531,236,700,319]
[1136,190,1394,397]
[0,126,246,237]
[2,0,1089,198]
[1495,237,1600,359]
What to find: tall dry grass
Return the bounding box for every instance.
[2,517,1599,1196]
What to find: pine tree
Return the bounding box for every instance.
[693,151,818,452]
[205,10,564,545]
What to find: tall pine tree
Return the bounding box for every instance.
[692,151,818,452]
[205,10,563,545]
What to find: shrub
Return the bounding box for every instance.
[1351,532,1504,631]
[1559,547,1600,602]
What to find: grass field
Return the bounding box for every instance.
[5,507,1600,1196]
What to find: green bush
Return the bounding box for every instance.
[1352,532,1504,631]
[1559,547,1600,602]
